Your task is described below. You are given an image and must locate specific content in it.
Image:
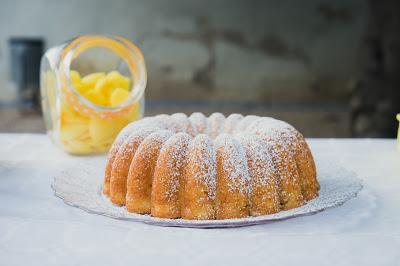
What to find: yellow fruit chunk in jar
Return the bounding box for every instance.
[82,72,106,88]
[60,123,89,141]
[94,76,112,99]
[110,88,130,107]
[60,104,89,140]
[70,70,91,95]
[89,117,125,145]
[77,71,131,107]
[57,70,139,154]
[106,71,131,91]
[70,70,81,84]
[84,90,107,106]
[62,139,93,155]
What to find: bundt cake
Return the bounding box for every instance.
[103,112,319,220]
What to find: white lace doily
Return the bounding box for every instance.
[52,160,362,228]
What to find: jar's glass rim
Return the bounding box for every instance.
[60,35,146,113]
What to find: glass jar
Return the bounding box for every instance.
[40,35,146,155]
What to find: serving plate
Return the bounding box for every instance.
[52,160,362,228]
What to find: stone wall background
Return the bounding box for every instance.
[0,0,371,136]
[350,0,400,138]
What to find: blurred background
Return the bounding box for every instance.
[0,0,398,137]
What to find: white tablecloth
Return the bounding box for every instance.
[0,134,399,266]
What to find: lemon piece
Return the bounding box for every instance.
[61,103,90,124]
[82,72,106,88]
[70,70,81,84]
[61,111,89,126]
[91,136,113,150]
[106,71,131,90]
[76,130,91,141]
[70,71,92,95]
[89,118,123,144]
[56,70,140,155]
[95,141,113,152]
[94,76,113,101]
[62,139,93,155]
[60,122,89,141]
[74,83,91,95]
[84,89,107,106]
[110,88,130,107]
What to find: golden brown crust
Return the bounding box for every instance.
[293,133,319,200]
[240,137,280,216]
[254,132,305,210]
[126,130,173,213]
[103,113,319,220]
[151,133,192,218]
[182,135,216,220]
[103,145,119,196]
[248,117,315,209]
[103,118,167,197]
[215,135,250,219]
[272,144,304,210]
[109,130,153,205]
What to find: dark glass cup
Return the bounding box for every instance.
[9,37,44,110]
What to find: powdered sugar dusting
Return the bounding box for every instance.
[134,130,174,168]
[113,117,169,147]
[161,132,191,169]
[215,134,250,193]
[112,127,158,170]
[157,133,192,199]
[233,115,259,133]
[188,134,217,200]
[167,113,186,132]
[208,112,226,138]
[223,113,243,133]
[189,112,209,134]
[245,117,300,155]
[235,133,280,207]
[235,133,276,186]
[168,113,197,136]
[104,112,318,220]
[247,117,295,135]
